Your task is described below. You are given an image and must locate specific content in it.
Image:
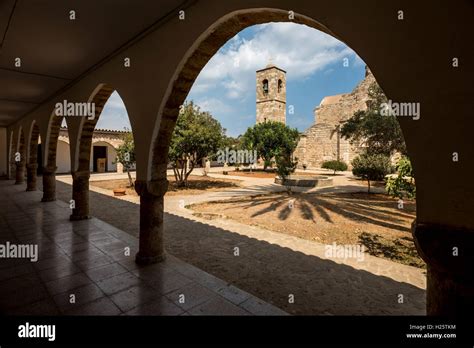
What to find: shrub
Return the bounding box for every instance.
[322,160,348,175]
[352,153,392,193]
[386,156,416,199]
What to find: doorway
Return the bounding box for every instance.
[93,145,107,172]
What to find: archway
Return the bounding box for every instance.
[70,85,132,221]
[14,127,26,185]
[26,121,40,191]
[41,112,65,202]
[8,130,16,180]
[146,8,429,313]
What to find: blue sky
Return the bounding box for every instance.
[96,23,366,137]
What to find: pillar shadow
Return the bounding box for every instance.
[46,180,426,315]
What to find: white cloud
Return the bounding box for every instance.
[191,22,359,99]
[194,97,232,114]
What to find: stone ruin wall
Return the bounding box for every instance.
[294,67,375,169]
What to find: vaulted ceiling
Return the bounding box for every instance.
[0,0,189,126]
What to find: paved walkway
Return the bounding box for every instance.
[50,172,427,315]
[0,180,287,315]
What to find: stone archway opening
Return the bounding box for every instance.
[70,85,134,220]
[145,8,426,315]
[26,122,40,191]
[14,127,26,185]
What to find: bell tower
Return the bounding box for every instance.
[256,63,286,124]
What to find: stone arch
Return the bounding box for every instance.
[75,84,115,172]
[44,112,64,170]
[25,121,41,191]
[148,9,379,182]
[71,84,132,220]
[40,111,65,201]
[8,130,16,179]
[15,126,26,185]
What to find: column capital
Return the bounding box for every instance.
[42,166,57,175]
[412,220,474,281]
[135,179,169,197]
[71,170,90,179]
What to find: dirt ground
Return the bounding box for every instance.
[190,192,425,268]
[50,180,426,315]
[90,175,241,196]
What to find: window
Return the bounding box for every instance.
[262,79,269,94]
[278,79,282,93]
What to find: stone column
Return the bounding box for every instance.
[134,179,168,265]
[26,163,38,191]
[14,161,25,185]
[412,220,474,317]
[41,166,57,202]
[70,170,90,221]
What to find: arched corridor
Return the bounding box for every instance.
[0,1,473,321]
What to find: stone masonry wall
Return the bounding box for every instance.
[256,66,286,124]
[294,67,374,169]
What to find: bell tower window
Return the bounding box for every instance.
[278,79,282,93]
[262,79,269,95]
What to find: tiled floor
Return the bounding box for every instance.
[0,180,287,316]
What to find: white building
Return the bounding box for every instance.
[55,127,128,174]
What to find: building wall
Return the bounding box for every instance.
[294,67,375,169]
[91,141,117,172]
[57,140,71,174]
[57,129,124,173]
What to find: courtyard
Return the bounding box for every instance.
[1,1,472,327]
[39,169,427,315]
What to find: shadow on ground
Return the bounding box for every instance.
[48,179,425,315]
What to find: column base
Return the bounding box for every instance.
[69,214,90,221]
[135,251,166,265]
[41,196,56,202]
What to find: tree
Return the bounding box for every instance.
[352,153,392,193]
[386,156,416,199]
[321,160,348,175]
[169,101,225,187]
[341,82,406,156]
[241,121,300,170]
[114,130,135,188]
[275,153,298,193]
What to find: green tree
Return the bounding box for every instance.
[275,153,298,193]
[352,153,392,193]
[386,156,416,199]
[114,130,135,188]
[341,82,406,156]
[321,160,348,175]
[169,101,225,187]
[241,121,300,170]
